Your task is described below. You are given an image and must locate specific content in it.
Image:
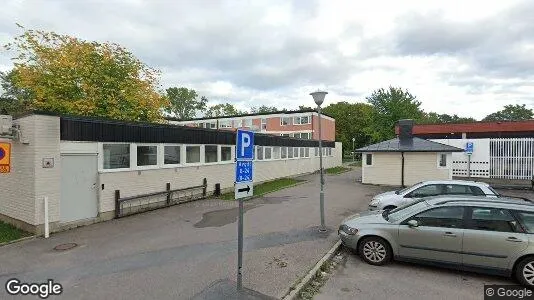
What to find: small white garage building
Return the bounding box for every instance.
[357,120,463,187]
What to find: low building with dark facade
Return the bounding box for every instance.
[0,113,341,234]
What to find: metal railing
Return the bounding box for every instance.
[114,178,207,218]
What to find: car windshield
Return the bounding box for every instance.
[487,185,500,196]
[396,182,423,195]
[383,199,429,222]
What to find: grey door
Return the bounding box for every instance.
[462,207,528,270]
[61,155,98,222]
[397,206,465,264]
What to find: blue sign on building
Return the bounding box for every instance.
[236,130,254,160]
[235,161,253,183]
[465,142,474,154]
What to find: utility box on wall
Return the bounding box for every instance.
[0,115,13,135]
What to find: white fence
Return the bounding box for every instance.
[490,138,534,180]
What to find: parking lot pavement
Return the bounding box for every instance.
[315,248,512,300]
[0,168,389,300]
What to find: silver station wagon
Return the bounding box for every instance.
[339,196,534,286]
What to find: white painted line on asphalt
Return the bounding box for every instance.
[281,239,342,300]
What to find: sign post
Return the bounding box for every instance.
[465,142,474,178]
[235,129,254,291]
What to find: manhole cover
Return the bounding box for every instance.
[53,243,78,251]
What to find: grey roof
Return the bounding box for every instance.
[355,137,464,153]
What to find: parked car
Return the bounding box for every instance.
[339,196,534,286]
[368,180,499,211]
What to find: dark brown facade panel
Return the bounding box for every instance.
[59,117,335,148]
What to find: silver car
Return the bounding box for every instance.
[368,180,498,211]
[339,196,534,286]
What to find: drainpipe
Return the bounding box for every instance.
[401,152,405,188]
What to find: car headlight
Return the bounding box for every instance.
[369,198,381,206]
[339,224,358,235]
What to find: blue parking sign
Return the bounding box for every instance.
[236,130,254,160]
[235,161,253,183]
[465,142,474,154]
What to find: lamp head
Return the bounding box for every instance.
[310,91,327,106]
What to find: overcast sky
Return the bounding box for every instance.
[1,0,533,119]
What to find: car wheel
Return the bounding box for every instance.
[516,257,534,286]
[383,205,396,211]
[358,236,392,266]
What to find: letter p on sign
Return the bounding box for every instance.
[236,130,254,160]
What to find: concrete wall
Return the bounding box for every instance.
[362,152,452,186]
[0,115,61,233]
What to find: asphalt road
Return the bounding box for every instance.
[0,168,390,300]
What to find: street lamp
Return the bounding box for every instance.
[352,137,356,162]
[310,90,328,232]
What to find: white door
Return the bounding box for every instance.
[61,155,98,222]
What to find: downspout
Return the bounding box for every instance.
[401,152,405,188]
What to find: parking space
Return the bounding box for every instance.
[316,247,512,300]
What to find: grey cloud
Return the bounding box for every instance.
[393,1,534,79]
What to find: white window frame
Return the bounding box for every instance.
[261,118,267,130]
[293,147,299,159]
[244,118,252,127]
[280,117,291,126]
[305,147,310,158]
[135,144,159,169]
[264,146,272,160]
[272,147,281,160]
[234,119,243,128]
[288,147,294,159]
[293,116,311,125]
[185,144,203,165]
[437,153,448,169]
[220,145,233,163]
[160,144,184,168]
[281,147,288,159]
[365,153,373,166]
[100,142,134,172]
[219,120,232,128]
[204,144,219,164]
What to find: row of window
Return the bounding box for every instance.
[280,132,312,139]
[192,115,312,130]
[281,116,311,126]
[102,143,334,170]
[255,146,333,161]
[102,144,232,170]
[405,206,534,233]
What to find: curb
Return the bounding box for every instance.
[281,239,342,300]
[0,235,36,248]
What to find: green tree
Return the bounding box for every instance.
[164,87,207,119]
[4,26,167,121]
[0,69,33,115]
[423,112,477,124]
[322,101,374,150]
[205,103,244,117]
[250,105,279,113]
[366,86,425,141]
[483,104,533,121]
[298,105,313,110]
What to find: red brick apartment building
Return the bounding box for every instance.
[168,110,336,141]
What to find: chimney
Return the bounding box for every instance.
[398,119,414,147]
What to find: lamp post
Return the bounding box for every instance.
[352,137,355,162]
[310,90,328,232]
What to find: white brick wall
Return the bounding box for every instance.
[0,116,37,225]
[0,115,61,226]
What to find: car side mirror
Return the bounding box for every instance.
[407,220,418,227]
